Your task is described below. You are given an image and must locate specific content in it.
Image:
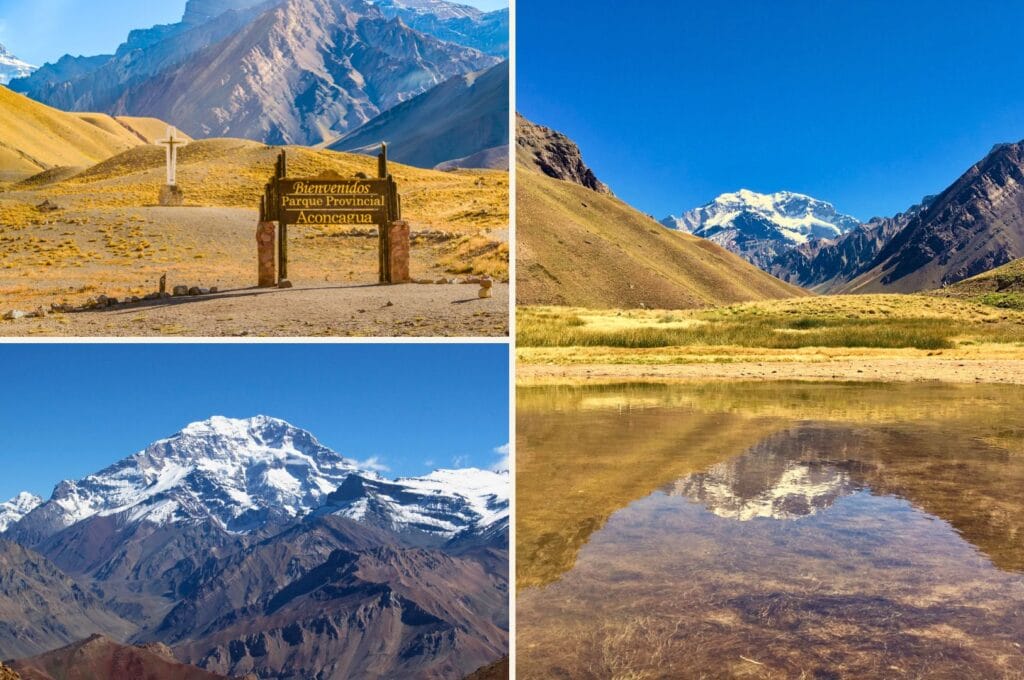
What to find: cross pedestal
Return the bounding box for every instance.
[157,126,188,206]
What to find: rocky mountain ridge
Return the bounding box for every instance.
[330,60,508,169]
[374,0,509,55]
[516,114,611,194]
[10,0,500,146]
[0,416,508,678]
[768,197,935,292]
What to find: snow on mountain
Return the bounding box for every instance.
[0,492,43,532]
[322,467,509,539]
[12,416,359,538]
[6,416,508,543]
[0,43,36,85]
[661,189,860,269]
[374,0,483,20]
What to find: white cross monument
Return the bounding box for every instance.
[157,126,189,206]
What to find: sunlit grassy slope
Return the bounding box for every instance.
[937,257,1024,311]
[0,86,175,178]
[0,137,508,311]
[516,165,805,309]
[22,138,508,235]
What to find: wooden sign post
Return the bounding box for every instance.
[259,144,407,286]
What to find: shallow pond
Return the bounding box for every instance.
[517,382,1024,679]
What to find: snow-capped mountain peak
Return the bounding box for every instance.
[16,416,360,537]
[0,43,36,85]
[0,492,43,532]
[5,416,508,546]
[322,467,510,539]
[661,189,860,269]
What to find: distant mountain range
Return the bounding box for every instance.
[667,140,1024,294]
[661,190,860,269]
[0,416,508,679]
[375,0,509,56]
[330,60,508,169]
[9,0,505,151]
[0,44,34,85]
[516,115,804,309]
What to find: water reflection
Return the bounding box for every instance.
[517,383,1024,678]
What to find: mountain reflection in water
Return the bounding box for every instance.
[517,382,1024,679]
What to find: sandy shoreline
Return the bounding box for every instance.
[517,357,1024,385]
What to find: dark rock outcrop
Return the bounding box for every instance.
[769,197,933,292]
[516,114,611,194]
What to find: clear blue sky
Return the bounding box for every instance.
[518,0,1024,221]
[0,0,508,66]
[0,344,509,501]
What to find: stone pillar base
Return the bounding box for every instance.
[384,220,411,284]
[256,221,276,287]
[159,185,184,206]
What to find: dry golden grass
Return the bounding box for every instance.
[38,139,508,236]
[438,233,509,279]
[0,87,152,175]
[0,138,508,311]
[518,294,1024,352]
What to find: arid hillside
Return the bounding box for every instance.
[516,116,804,309]
[0,138,508,321]
[0,86,182,181]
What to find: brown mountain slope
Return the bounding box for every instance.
[0,87,178,180]
[937,257,1024,299]
[516,117,805,308]
[173,544,508,679]
[517,171,803,308]
[843,141,1024,293]
[0,541,135,659]
[10,635,233,680]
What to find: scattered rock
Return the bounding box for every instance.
[197,287,211,295]
[3,310,27,320]
[210,286,219,294]
[478,285,492,299]
[385,301,394,307]
[173,285,189,296]
[278,279,293,289]
[144,292,161,301]
[435,277,450,284]
[35,199,61,212]
[188,287,201,296]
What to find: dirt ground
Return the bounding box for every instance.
[2,281,508,337]
[517,356,1024,385]
[0,203,509,337]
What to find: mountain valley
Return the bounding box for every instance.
[0,416,508,679]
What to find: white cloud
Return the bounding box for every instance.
[354,456,389,473]
[492,442,510,473]
[452,454,469,468]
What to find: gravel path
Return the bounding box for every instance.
[3,283,509,337]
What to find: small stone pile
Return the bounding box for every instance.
[410,275,495,298]
[3,280,221,321]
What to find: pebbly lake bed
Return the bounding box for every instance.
[516,381,1024,679]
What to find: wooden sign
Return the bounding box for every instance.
[260,144,405,284]
[278,179,389,225]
